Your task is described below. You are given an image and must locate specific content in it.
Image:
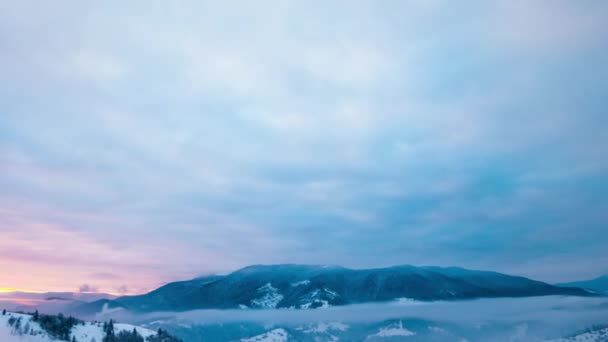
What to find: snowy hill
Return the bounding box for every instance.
[0,312,49,342]
[77,264,592,313]
[0,311,173,342]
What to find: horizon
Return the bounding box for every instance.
[1,262,605,295]
[1,1,608,296]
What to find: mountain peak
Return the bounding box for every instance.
[234,264,347,274]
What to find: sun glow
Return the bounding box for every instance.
[0,287,41,293]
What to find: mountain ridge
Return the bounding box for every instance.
[556,274,608,293]
[75,264,594,314]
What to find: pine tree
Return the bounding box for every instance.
[33,309,39,321]
[72,336,77,342]
[2,309,5,315]
[102,319,116,342]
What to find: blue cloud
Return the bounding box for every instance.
[0,0,607,292]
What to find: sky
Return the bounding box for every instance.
[1,0,607,294]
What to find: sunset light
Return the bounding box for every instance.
[0,287,40,293]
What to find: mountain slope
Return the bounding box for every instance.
[0,311,158,342]
[557,275,608,294]
[77,264,592,313]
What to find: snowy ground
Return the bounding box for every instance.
[0,311,155,342]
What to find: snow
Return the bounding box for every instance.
[241,328,289,342]
[71,322,104,342]
[115,323,155,338]
[310,288,338,299]
[321,288,338,298]
[368,320,415,338]
[251,283,284,309]
[546,327,608,341]
[0,312,49,342]
[1,311,156,342]
[71,321,155,342]
[299,287,339,309]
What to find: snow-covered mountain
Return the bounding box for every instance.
[76,264,592,314]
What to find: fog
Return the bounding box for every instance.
[91,296,608,341]
[112,296,604,324]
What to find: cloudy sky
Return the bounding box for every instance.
[1,0,607,294]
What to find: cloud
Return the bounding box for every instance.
[78,284,98,293]
[68,50,127,83]
[0,0,606,292]
[300,43,390,87]
[490,0,608,53]
[115,285,130,295]
[99,296,608,341]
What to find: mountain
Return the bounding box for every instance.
[0,291,116,315]
[557,275,608,294]
[75,264,592,314]
[0,310,180,342]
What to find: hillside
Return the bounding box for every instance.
[0,311,180,342]
[76,264,592,314]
